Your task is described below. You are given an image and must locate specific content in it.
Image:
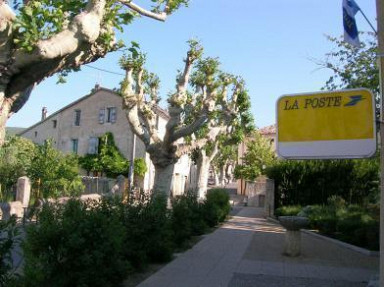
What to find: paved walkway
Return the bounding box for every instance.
[137,206,379,287]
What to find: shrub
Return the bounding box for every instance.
[121,195,174,270]
[275,205,302,217]
[171,192,207,247]
[203,189,230,227]
[266,158,379,208]
[0,216,21,287]
[22,198,128,287]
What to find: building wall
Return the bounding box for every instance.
[21,89,146,160]
[20,88,193,194]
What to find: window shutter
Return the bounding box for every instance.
[110,107,117,123]
[88,137,99,154]
[99,108,105,124]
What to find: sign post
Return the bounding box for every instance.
[276,89,376,159]
[375,1,384,285]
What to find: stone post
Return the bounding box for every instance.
[279,216,309,257]
[16,176,31,208]
[117,175,126,195]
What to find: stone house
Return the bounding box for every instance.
[19,86,194,195]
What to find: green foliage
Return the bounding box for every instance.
[171,191,208,247]
[120,194,174,270]
[134,158,147,178]
[234,132,275,181]
[98,133,130,177]
[27,140,83,198]
[11,0,188,82]
[266,157,379,208]
[0,216,21,287]
[274,205,302,217]
[319,33,379,118]
[23,198,128,287]
[292,199,379,250]
[320,33,378,95]
[0,136,35,200]
[79,133,131,178]
[203,188,231,227]
[20,189,232,285]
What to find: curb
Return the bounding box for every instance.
[301,229,379,257]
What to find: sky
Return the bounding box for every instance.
[6,0,378,129]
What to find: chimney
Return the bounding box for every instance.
[41,107,47,121]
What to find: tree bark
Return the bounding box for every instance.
[0,86,11,146]
[196,151,211,199]
[152,163,175,198]
[219,164,226,186]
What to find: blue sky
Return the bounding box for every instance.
[7,0,377,129]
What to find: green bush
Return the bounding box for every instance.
[275,205,302,217]
[171,192,207,247]
[121,195,174,270]
[288,201,380,251]
[22,198,128,287]
[266,158,379,208]
[203,189,231,227]
[0,216,22,287]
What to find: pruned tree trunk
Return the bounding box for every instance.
[152,162,175,197]
[0,87,11,146]
[213,169,220,186]
[196,151,211,199]
[196,142,219,199]
[219,164,226,186]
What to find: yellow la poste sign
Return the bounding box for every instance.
[276,89,376,159]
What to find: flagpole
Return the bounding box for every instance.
[358,7,377,35]
[375,0,384,286]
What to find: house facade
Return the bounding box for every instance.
[19,86,194,195]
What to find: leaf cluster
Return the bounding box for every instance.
[234,131,275,181]
[27,139,83,198]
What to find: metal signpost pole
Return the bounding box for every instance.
[376,0,384,286]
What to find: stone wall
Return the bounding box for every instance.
[245,177,274,217]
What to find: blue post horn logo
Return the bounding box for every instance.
[344,95,364,106]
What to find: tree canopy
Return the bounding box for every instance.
[0,0,188,145]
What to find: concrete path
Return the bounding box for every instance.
[137,206,379,287]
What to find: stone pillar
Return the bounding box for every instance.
[16,176,31,208]
[279,216,309,257]
[117,175,126,194]
[284,230,301,257]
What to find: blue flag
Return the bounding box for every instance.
[343,0,360,47]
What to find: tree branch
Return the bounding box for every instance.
[121,68,151,146]
[12,0,106,70]
[118,0,168,22]
[176,138,208,157]
[209,141,220,162]
[171,111,208,142]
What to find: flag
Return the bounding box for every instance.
[343,0,360,47]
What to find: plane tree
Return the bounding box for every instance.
[0,0,188,145]
[119,41,252,198]
[187,66,254,198]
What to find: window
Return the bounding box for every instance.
[74,110,81,126]
[106,107,117,123]
[34,131,37,138]
[71,139,79,154]
[52,120,57,128]
[99,108,105,124]
[88,137,99,154]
